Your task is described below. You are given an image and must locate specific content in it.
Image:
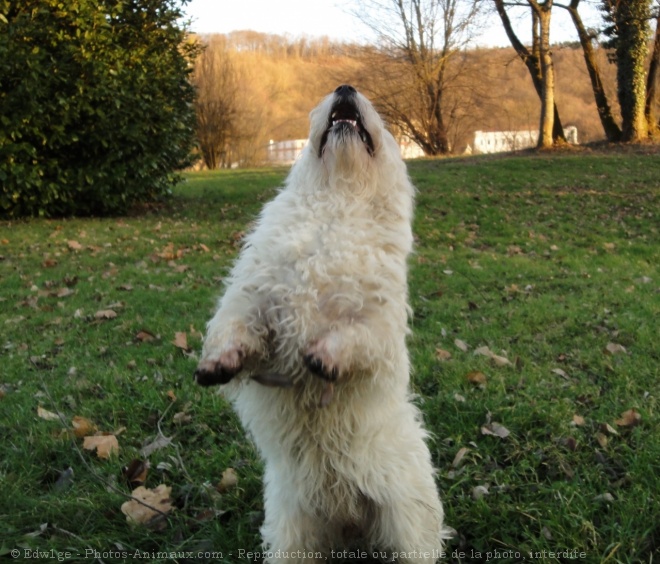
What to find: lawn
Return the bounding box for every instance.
[0,151,658,563]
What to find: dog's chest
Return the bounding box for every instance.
[247,194,407,337]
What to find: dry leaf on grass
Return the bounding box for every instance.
[600,422,618,436]
[122,459,150,488]
[615,408,641,427]
[37,406,61,421]
[490,353,512,367]
[173,412,192,425]
[67,240,83,251]
[466,371,487,388]
[572,414,586,427]
[94,309,117,320]
[472,485,489,500]
[604,342,627,355]
[454,339,469,352]
[54,287,75,298]
[595,432,609,448]
[217,468,239,493]
[72,416,97,438]
[451,447,470,469]
[435,348,452,361]
[481,421,510,439]
[136,329,157,343]
[140,434,172,458]
[172,332,189,351]
[121,484,173,526]
[552,368,569,379]
[474,345,512,366]
[83,434,119,459]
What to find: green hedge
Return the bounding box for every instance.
[0,0,200,217]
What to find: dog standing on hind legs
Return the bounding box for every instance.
[195,85,451,563]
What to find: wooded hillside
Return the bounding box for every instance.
[191,30,645,166]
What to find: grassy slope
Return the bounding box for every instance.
[0,153,658,563]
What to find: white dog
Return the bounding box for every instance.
[195,85,449,563]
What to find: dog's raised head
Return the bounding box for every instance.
[308,85,389,176]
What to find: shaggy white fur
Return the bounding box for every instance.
[196,85,449,563]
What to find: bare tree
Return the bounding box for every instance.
[353,0,484,155]
[557,0,622,141]
[191,36,239,169]
[493,0,566,147]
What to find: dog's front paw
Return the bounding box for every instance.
[195,343,247,387]
[304,335,341,382]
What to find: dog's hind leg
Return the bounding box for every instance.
[361,440,446,564]
[260,482,326,564]
[368,494,445,564]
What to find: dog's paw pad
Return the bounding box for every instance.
[194,347,245,387]
[304,352,339,382]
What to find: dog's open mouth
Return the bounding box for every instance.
[319,96,375,158]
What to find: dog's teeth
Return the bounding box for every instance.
[332,119,357,127]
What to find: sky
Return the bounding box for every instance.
[181,0,604,48]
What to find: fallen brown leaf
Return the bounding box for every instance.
[466,371,487,388]
[166,390,177,402]
[595,432,608,448]
[83,434,119,459]
[552,368,569,379]
[572,414,586,427]
[136,329,157,343]
[94,309,117,320]
[454,339,469,352]
[140,434,172,458]
[67,240,83,251]
[615,408,641,427]
[435,348,452,361]
[600,422,619,436]
[604,342,627,355]
[451,447,470,469]
[481,421,510,439]
[71,416,97,438]
[217,468,239,493]
[472,485,489,500]
[37,406,61,421]
[173,412,192,425]
[172,332,189,351]
[54,287,75,298]
[490,353,512,367]
[122,459,150,488]
[121,484,173,526]
[474,345,492,357]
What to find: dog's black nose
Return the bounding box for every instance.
[334,84,356,97]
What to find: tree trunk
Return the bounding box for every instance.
[616,0,650,141]
[493,0,565,144]
[563,0,622,141]
[536,2,555,148]
[645,13,660,137]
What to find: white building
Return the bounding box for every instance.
[267,136,425,164]
[473,126,578,154]
[267,139,308,164]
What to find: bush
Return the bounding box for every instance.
[0,0,200,217]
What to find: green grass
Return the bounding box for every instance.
[1,153,658,563]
